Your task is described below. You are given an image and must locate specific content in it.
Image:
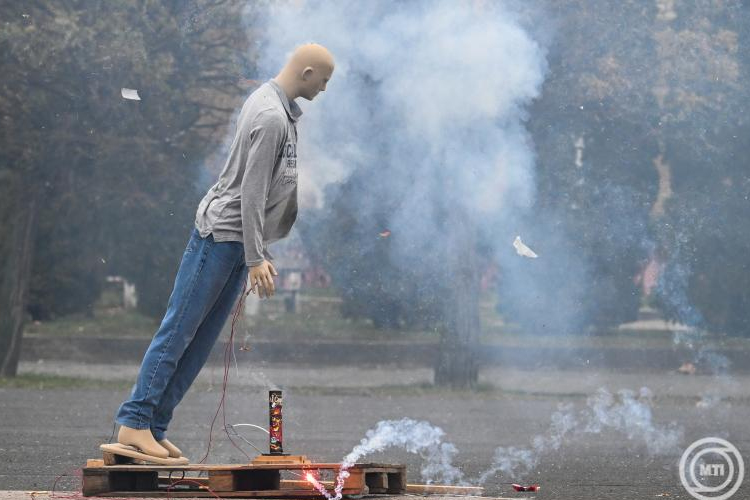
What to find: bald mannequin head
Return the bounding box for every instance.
[273,43,335,101]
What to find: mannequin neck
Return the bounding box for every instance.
[272,72,299,102]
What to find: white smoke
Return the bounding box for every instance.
[583,387,683,454]
[244,0,547,217]
[478,387,683,482]
[236,2,687,492]
[317,388,682,496]
[305,418,466,500]
[341,418,465,485]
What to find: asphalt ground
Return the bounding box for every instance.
[1,362,749,500]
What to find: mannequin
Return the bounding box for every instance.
[246,44,335,300]
[103,43,335,464]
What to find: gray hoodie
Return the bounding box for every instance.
[194,80,302,267]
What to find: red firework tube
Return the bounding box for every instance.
[269,390,283,454]
[511,483,540,492]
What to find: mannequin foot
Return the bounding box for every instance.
[157,438,184,459]
[117,425,169,459]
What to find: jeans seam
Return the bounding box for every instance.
[133,236,211,427]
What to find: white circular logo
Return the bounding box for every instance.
[680,437,744,500]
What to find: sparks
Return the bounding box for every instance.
[305,472,333,500]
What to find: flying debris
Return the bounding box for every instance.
[239,333,252,351]
[121,88,141,101]
[513,236,538,258]
[378,229,391,239]
[696,395,720,408]
[512,483,540,492]
[677,362,696,375]
[239,78,262,86]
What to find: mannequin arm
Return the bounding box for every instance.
[241,110,286,267]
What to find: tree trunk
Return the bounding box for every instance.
[0,184,38,377]
[434,215,481,388]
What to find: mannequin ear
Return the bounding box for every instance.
[301,66,314,81]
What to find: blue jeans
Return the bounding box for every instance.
[115,227,247,441]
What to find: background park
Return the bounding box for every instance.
[2,1,750,499]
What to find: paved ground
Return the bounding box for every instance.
[15,359,749,398]
[1,362,749,500]
[0,493,515,500]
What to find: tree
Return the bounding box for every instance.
[649,1,750,336]
[0,0,252,375]
[497,0,748,339]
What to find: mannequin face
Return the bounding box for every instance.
[274,44,335,102]
[298,65,334,101]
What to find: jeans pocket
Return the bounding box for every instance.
[212,240,243,267]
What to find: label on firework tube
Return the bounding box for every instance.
[269,390,283,454]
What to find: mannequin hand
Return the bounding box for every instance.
[247,260,278,298]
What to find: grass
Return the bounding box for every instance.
[0,373,133,390]
[483,321,750,350]
[22,287,750,351]
[477,292,750,351]
[0,374,585,399]
[250,310,436,342]
[24,307,160,338]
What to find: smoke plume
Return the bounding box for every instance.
[306,418,466,500]
[342,418,465,486]
[317,389,681,496]
[244,0,547,223]
[478,386,683,482]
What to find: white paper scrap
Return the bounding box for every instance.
[121,88,141,101]
[513,236,538,259]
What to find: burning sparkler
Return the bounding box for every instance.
[305,471,339,500]
[306,472,324,491]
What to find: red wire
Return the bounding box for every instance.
[50,466,84,499]
[199,274,253,463]
[166,478,223,499]
[52,274,255,498]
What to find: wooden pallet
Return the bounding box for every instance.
[82,460,406,498]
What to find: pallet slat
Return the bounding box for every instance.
[87,490,350,498]
[82,461,406,498]
[86,463,402,471]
